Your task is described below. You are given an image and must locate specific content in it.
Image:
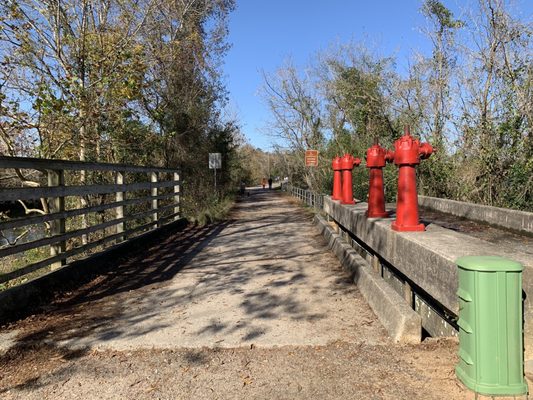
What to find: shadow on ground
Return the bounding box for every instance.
[0,188,362,394]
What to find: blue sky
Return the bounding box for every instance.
[222,0,532,150]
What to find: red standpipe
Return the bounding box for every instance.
[340,153,361,205]
[365,144,394,218]
[391,128,433,231]
[331,156,342,201]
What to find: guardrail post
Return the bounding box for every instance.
[174,171,180,220]
[151,171,159,228]
[47,169,66,269]
[115,171,125,242]
[80,169,88,245]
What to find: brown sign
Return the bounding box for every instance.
[305,150,319,167]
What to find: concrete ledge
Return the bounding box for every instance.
[314,214,422,343]
[419,195,533,235]
[0,218,188,324]
[323,196,533,362]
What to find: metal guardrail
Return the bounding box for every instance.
[281,182,324,211]
[0,157,181,285]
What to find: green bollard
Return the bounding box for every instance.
[456,256,528,396]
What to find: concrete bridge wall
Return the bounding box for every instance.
[419,195,533,235]
[322,196,533,365]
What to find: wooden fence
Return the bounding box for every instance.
[0,156,181,286]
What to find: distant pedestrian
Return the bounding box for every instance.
[262,178,267,189]
[268,177,273,189]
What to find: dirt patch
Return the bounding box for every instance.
[0,339,468,400]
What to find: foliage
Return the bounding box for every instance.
[0,0,244,221]
[261,0,532,211]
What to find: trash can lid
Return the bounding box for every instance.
[456,256,523,272]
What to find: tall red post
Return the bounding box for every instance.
[340,154,361,205]
[365,142,394,218]
[331,156,342,201]
[391,127,433,232]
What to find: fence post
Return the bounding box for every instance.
[48,169,66,269]
[151,171,159,228]
[115,171,125,242]
[80,169,88,245]
[174,171,180,220]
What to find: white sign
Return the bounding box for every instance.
[209,153,221,169]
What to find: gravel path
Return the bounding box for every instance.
[0,188,470,399]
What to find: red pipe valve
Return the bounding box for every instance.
[340,154,361,205]
[391,128,433,231]
[331,156,342,201]
[365,144,394,218]
[392,130,433,166]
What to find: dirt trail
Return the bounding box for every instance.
[0,188,470,399]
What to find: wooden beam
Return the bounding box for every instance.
[0,156,178,174]
[0,180,179,202]
[0,203,177,259]
[0,192,177,231]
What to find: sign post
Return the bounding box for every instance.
[305,150,319,167]
[209,153,222,191]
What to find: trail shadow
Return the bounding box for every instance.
[0,220,230,393]
[0,342,87,395]
[62,221,231,305]
[0,187,364,394]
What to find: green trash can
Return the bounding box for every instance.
[456,256,528,396]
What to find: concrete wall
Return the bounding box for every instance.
[323,196,533,363]
[419,195,533,235]
[314,215,421,343]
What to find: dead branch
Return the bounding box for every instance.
[0,229,29,248]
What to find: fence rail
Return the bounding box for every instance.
[0,157,181,286]
[281,183,324,211]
